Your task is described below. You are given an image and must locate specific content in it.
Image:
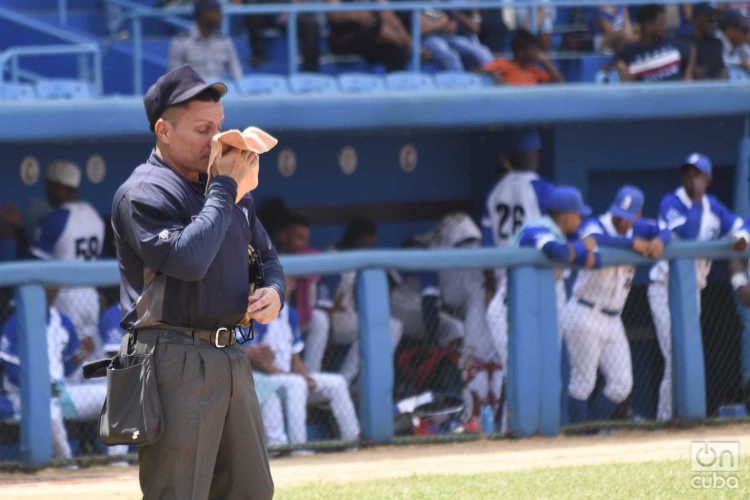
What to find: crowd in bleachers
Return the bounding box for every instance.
[167,0,750,85]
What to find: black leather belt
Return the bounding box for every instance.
[136,327,238,348]
[576,299,620,318]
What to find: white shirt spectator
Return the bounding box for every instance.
[169,24,243,81]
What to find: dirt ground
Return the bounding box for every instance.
[2,423,749,498]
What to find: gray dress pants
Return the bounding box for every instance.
[137,337,274,500]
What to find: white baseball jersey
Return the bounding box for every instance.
[649,187,745,289]
[30,200,104,262]
[573,214,640,312]
[482,171,555,247]
[254,306,304,373]
[0,306,79,386]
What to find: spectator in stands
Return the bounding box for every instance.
[169,0,243,81]
[615,4,695,82]
[275,213,320,332]
[326,0,411,72]
[590,5,636,54]
[245,284,360,451]
[514,0,556,52]
[481,30,564,86]
[0,288,127,460]
[231,0,320,72]
[417,8,494,71]
[685,3,727,80]
[478,9,508,54]
[30,161,104,379]
[304,217,403,384]
[717,10,750,79]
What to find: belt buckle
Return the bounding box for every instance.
[214,327,229,348]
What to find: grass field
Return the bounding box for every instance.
[275,459,749,499]
[2,424,749,499]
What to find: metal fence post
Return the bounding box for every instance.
[537,268,560,436]
[132,16,143,95]
[410,9,421,72]
[507,266,541,437]
[15,284,52,467]
[287,11,298,75]
[668,259,706,421]
[356,269,394,443]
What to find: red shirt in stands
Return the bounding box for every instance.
[483,59,551,86]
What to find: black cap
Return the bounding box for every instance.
[693,2,718,17]
[194,0,221,17]
[143,64,227,131]
[722,9,750,31]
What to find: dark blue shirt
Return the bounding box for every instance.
[112,151,285,331]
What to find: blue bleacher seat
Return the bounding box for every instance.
[0,83,36,101]
[236,75,289,95]
[35,79,93,99]
[287,73,339,94]
[385,72,436,92]
[337,73,386,93]
[729,67,750,82]
[434,71,486,90]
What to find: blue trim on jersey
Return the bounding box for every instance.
[518,224,599,267]
[0,315,20,387]
[99,304,124,353]
[659,190,740,241]
[59,312,80,377]
[288,307,304,353]
[30,208,70,259]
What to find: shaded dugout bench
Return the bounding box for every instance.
[2,240,748,466]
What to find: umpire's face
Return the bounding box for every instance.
[156,99,224,177]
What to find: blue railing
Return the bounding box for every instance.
[3,239,749,466]
[110,0,746,94]
[0,5,103,91]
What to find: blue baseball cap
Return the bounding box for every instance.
[194,0,221,16]
[610,185,644,222]
[682,152,712,177]
[547,186,591,217]
[511,130,541,153]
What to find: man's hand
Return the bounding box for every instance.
[305,375,317,391]
[582,236,598,252]
[632,237,651,256]
[649,238,665,259]
[250,344,275,366]
[584,251,597,269]
[247,287,282,324]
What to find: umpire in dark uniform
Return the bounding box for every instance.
[111,64,283,499]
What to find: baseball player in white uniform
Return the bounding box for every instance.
[648,153,749,421]
[29,161,105,368]
[561,186,670,423]
[427,213,506,417]
[247,303,360,449]
[481,131,557,365]
[0,291,127,459]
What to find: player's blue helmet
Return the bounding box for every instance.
[682,152,712,178]
[547,186,591,217]
[610,185,644,222]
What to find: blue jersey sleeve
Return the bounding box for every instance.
[660,194,700,240]
[289,308,304,354]
[60,313,81,377]
[531,178,555,214]
[30,208,70,260]
[708,196,743,238]
[0,315,20,387]
[99,305,125,354]
[316,275,340,309]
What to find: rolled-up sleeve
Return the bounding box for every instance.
[115,176,237,281]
